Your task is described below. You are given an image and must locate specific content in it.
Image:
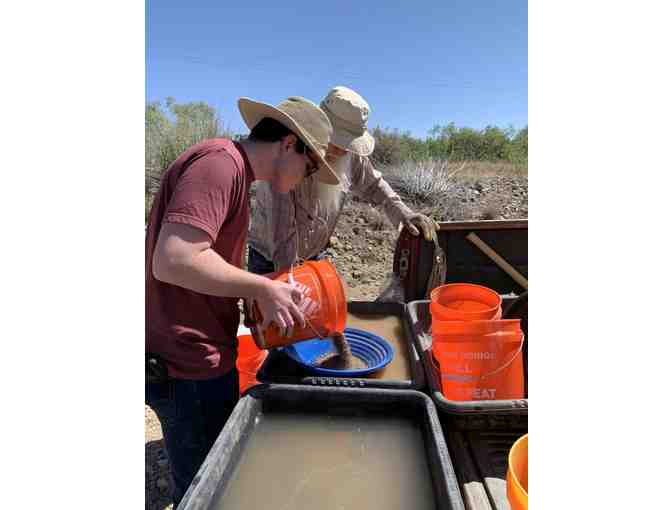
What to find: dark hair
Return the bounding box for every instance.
[248,117,307,154]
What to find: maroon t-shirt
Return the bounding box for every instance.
[146,138,253,379]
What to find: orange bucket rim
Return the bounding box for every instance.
[303,259,347,332]
[431,283,502,306]
[508,433,528,497]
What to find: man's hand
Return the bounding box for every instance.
[254,280,307,337]
[152,222,307,338]
[403,213,440,241]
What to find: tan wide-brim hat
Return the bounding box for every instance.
[320,86,376,157]
[238,96,340,185]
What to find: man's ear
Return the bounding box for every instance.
[282,133,298,152]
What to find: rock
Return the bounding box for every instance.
[353,226,361,235]
[352,270,362,279]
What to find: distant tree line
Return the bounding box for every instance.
[145,99,527,219]
[369,124,527,167]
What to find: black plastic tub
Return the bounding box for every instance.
[406,300,528,430]
[444,428,527,510]
[256,301,425,390]
[178,385,465,510]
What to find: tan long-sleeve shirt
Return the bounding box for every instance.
[248,153,414,270]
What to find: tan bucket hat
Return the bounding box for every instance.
[238,96,340,185]
[320,86,376,156]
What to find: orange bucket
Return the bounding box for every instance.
[431,319,525,401]
[430,283,502,321]
[507,434,528,510]
[236,335,268,396]
[248,259,347,350]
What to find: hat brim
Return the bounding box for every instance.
[238,98,341,185]
[331,128,375,157]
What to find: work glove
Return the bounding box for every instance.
[402,213,440,242]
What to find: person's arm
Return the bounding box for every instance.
[349,155,439,240]
[268,188,300,271]
[153,222,306,335]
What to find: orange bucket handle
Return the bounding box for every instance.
[436,334,525,382]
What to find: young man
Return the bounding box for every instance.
[145,96,338,507]
[247,86,438,275]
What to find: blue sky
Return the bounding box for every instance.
[146,1,527,138]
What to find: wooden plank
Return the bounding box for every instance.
[446,430,493,510]
[438,220,528,231]
[467,431,525,510]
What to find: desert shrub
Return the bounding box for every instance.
[369,127,414,166]
[146,98,229,195]
[145,98,236,222]
[370,124,528,166]
[381,159,462,206]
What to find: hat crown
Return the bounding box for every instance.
[277,96,332,150]
[321,86,370,133]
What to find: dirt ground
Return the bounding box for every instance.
[145,173,528,509]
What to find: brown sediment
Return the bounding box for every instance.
[316,352,368,370]
[315,332,367,370]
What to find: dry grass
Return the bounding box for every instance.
[377,158,527,222]
[380,159,526,205]
[452,160,528,180]
[380,159,460,205]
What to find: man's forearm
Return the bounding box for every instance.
[154,247,271,299]
[381,198,415,229]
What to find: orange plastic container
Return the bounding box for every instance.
[430,283,502,321]
[431,319,525,401]
[507,433,528,510]
[248,259,347,350]
[236,335,268,396]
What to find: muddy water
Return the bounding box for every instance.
[214,412,436,510]
[346,312,412,380]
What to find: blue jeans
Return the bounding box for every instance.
[247,246,328,276]
[145,369,239,508]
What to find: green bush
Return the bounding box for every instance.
[370,123,528,166]
[145,98,236,221]
[145,98,230,195]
